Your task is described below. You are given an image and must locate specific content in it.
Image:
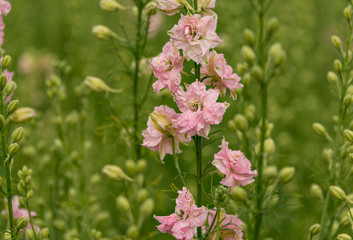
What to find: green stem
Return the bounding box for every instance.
[26,202,39,240]
[5,164,15,239]
[215,206,221,240]
[172,137,186,187]
[195,135,203,239]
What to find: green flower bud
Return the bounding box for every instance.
[269,43,286,67]
[267,17,279,35]
[91,229,102,239]
[5,81,16,96]
[349,153,353,164]
[40,228,50,238]
[330,186,346,200]
[264,138,276,154]
[140,198,155,216]
[333,115,339,125]
[100,0,127,12]
[25,229,35,240]
[0,74,6,90]
[1,55,12,69]
[0,114,5,129]
[344,129,353,143]
[279,167,295,183]
[232,187,247,202]
[136,159,147,172]
[334,59,343,73]
[145,1,157,15]
[263,166,278,181]
[10,107,36,123]
[9,143,19,156]
[267,195,279,207]
[312,123,327,137]
[251,65,263,82]
[127,225,139,239]
[309,223,321,237]
[241,46,256,64]
[3,232,11,240]
[310,184,324,199]
[236,62,249,75]
[17,216,28,229]
[12,127,24,143]
[84,76,122,93]
[243,28,255,46]
[26,189,34,199]
[137,188,149,203]
[125,159,137,176]
[327,71,338,84]
[7,100,19,114]
[344,5,352,21]
[102,165,133,182]
[242,73,251,85]
[214,186,228,206]
[332,35,342,50]
[344,94,353,107]
[233,114,248,132]
[228,120,236,131]
[92,25,114,40]
[245,104,255,123]
[116,195,131,212]
[337,233,352,240]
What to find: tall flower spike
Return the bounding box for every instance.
[173,81,229,138]
[168,14,222,64]
[213,138,257,189]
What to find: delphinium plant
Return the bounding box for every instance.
[309,1,353,239]
[141,0,261,239]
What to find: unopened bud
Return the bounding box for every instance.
[26,190,34,199]
[5,81,16,96]
[242,73,251,85]
[330,186,346,200]
[84,76,122,93]
[137,188,149,203]
[349,153,353,164]
[267,195,279,207]
[269,43,286,67]
[234,114,248,132]
[232,187,247,202]
[334,59,343,73]
[332,35,342,50]
[279,167,295,183]
[345,129,353,143]
[0,114,5,128]
[40,228,50,238]
[127,225,139,239]
[312,123,327,137]
[17,216,28,229]
[327,71,338,84]
[251,65,263,82]
[243,28,255,46]
[267,17,279,36]
[245,104,255,122]
[1,55,11,69]
[344,5,352,21]
[25,229,35,240]
[241,46,256,64]
[7,100,19,114]
[136,159,147,172]
[9,143,19,156]
[310,184,324,199]
[125,159,137,175]
[116,195,131,212]
[92,25,114,40]
[140,198,155,216]
[228,120,236,131]
[102,165,133,182]
[264,138,275,154]
[100,0,126,12]
[263,166,278,181]
[12,127,24,143]
[236,62,249,75]
[344,94,353,107]
[309,223,321,237]
[91,229,102,239]
[0,74,6,89]
[337,233,352,240]
[11,107,36,124]
[145,1,157,15]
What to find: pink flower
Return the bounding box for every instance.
[154,187,207,240]
[156,0,184,16]
[3,196,40,232]
[173,81,229,138]
[213,138,257,189]
[169,14,222,64]
[142,105,190,160]
[0,0,11,16]
[198,0,216,10]
[204,209,244,240]
[201,50,243,99]
[150,42,184,93]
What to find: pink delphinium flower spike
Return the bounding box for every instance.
[213,138,257,189]
[169,14,222,64]
[173,81,229,138]
[154,187,207,240]
[201,50,243,100]
[150,41,184,93]
[142,105,190,161]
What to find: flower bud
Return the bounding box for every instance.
[349,153,353,164]
[279,167,295,183]
[127,225,139,239]
[312,123,327,137]
[310,184,324,199]
[0,114,5,129]
[0,74,6,89]
[309,223,321,237]
[330,186,346,200]
[102,165,133,182]
[26,189,34,199]
[17,216,28,229]
[344,129,353,143]
[236,62,249,75]
[116,195,131,212]
[332,35,342,50]
[233,114,248,132]
[145,1,157,15]
[267,195,279,207]
[264,138,276,154]
[327,71,338,84]
[125,159,137,175]
[266,17,279,36]
[91,229,102,239]
[9,143,19,156]
[92,25,114,40]
[137,188,149,203]
[251,65,263,82]
[232,187,247,202]
[84,76,122,93]
[263,166,278,181]
[136,159,147,172]
[25,229,35,240]
[344,94,353,107]
[243,28,255,46]
[242,73,251,85]
[228,120,236,131]
[269,43,286,67]
[3,232,11,240]
[100,0,126,12]
[11,107,36,123]
[334,59,343,73]
[1,55,11,69]
[344,5,352,21]
[12,127,24,143]
[337,233,352,240]
[7,100,19,114]
[241,46,256,64]
[140,198,155,216]
[5,81,16,96]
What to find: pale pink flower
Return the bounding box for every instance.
[169,14,222,63]
[198,0,216,10]
[148,13,163,38]
[213,138,257,189]
[154,187,207,240]
[204,209,243,240]
[156,0,184,16]
[201,50,242,99]
[173,81,229,138]
[142,105,190,160]
[150,41,184,93]
[0,0,11,16]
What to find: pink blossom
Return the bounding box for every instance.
[0,0,11,16]
[204,209,243,240]
[154,187,207,240]
[3,196,40,232]
[213,138,257,189]
[173,81,229,138]
[198,0,216,10]
[150,42,184,93]
[169,14,222,63]
[156,0,184,16]
[142,105,190,160]
[201,50,243,99]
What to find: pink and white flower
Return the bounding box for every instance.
[213,138,257,189]
[156,0,184,16]
[169,14,222,64]
[154,187,207,240]
[173,81,229,138]
[204,209,244,240]
[198,0,216,10]
[150,41,184,93]
[201,50,242,99]
[142,105,190,160]
[0,0,11,16]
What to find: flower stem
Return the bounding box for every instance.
[195,135,203,239]
[172,137,186,187]
[26,202,39,240]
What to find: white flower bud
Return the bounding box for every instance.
[84,76,122,93]
[330,186,346,200]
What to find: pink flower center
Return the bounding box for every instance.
[184,24,197,41]
[188,100,202,111]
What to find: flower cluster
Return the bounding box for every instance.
[0,0,10,47]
